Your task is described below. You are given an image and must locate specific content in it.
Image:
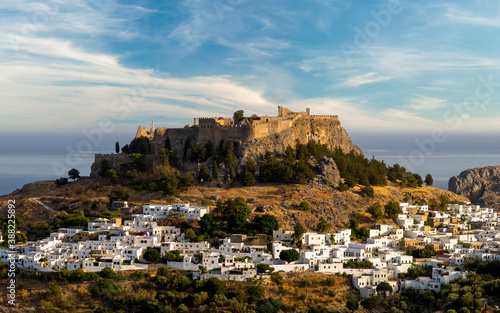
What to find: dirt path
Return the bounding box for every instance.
[29,197,59,214]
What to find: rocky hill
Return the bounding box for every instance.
[449,165,500,209]
[91,106,362,177]
[239,116,362,161]
[2,177,468,235]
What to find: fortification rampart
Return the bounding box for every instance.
[309,115,339,120]
[133,107,354,157]
[91,106,361,177]
[90,153,161,178]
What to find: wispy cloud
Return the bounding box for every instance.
[410,95,448,111]
[342,72,393,87]
[445,5,500,28]
[2,0,500,135]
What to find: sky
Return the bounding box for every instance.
[2,0,500,135]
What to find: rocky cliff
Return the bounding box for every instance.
[449,166,500,208]
[240,116,363,161]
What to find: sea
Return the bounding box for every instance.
[350,132,500,191]
[0,132,133,196]
[0,132,499,196]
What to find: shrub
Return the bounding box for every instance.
[249,285,265,300]
[45,281,61,300]
[201,198,212,206]
[257,263,272,274]
[279,249,300,263]
[99,267,118,280]
[271,272,283,285]
[317,217,331,233]
[325,276,336,286]
[360,185,375,198]
[338,182,348,191]
[204,277,227,295]
[299,200,310,211]
[143,247,161,263]
[367,202,384,221]
[346,298,359,311]
[301,277,310,287]
[55,177,68,187]
[91,279,121,302]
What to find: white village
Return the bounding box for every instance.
[1,200,499,299]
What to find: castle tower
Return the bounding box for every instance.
[150,121,155,132]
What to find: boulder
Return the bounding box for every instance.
[314,157,341,186]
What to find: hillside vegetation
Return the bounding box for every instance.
[0,265,354,313]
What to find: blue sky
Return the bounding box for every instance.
[2,0,500,134]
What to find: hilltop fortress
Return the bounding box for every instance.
[91,106,361,176]
[136,106,361,158]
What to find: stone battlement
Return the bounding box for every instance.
[131,106,360,158]
[91,106,362,177]
[310,115,338,118]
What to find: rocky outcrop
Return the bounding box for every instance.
[313,157,341,186]
[449,166,500,208]
[240,117,362,161]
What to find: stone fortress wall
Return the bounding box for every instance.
[90,106,360,177]
[137,106,341,153]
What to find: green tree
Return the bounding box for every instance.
[68,168,80,180]
[367,202,384,221]
[249,285,265,300]
[425,173,433,186]
[157,265,170,278]
[212,160,218,180]
[345,176,356,188]
[106,169,119,183]
[199,214,215,236]
[384,200,402,218]
[129,153,146,172]
[360,185,375,198]
[99,267,117,280]
[108,185,129,202]
[292,160,314,183]
[55,177,68,187]
[121,136,151,154]
[293,222,306,246]
[233,110,244,122]
[387,163,407,182]
[414,173,423,187]
[99,159,111,177]
[163,250,183,262]
[204,277,227,295]
[15,233,27,242]
[185,229,197,241]
[197,163,212,182]
[143,247,161,263]
[241,158,257,186]
[346,298,359,312]
[227,211,248,234]
[256,263,273,274]
[317,217,332,233]
[115,141,120,154]
[376,282,393,297]
[361,295,381,310]
[91,279,121,302]
[252,214,279,235]
[279,249,300,263]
